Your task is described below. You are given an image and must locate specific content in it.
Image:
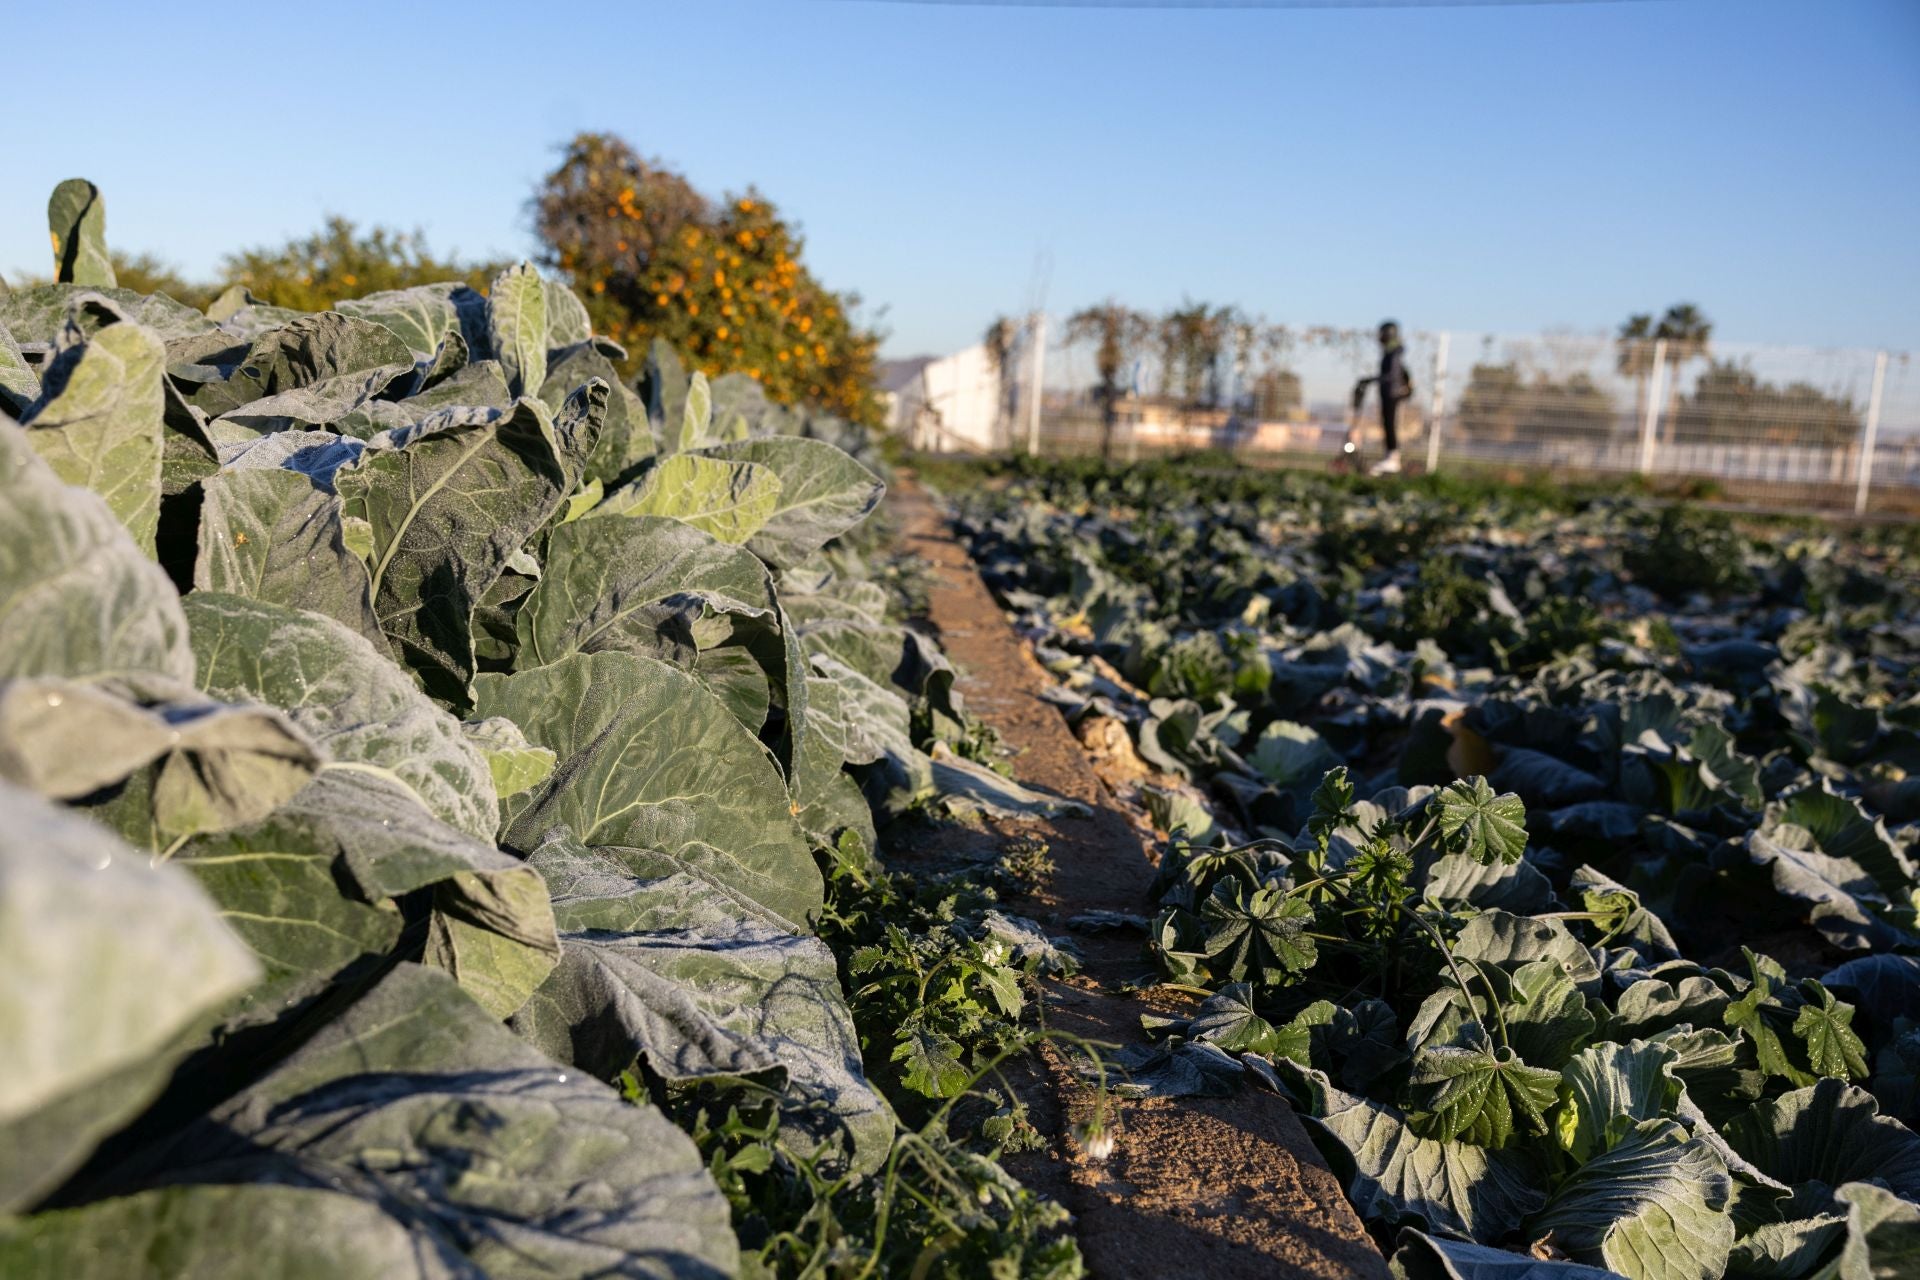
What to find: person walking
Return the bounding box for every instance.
[1350,320,1413,475]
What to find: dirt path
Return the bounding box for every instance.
[890,475,1388,1280]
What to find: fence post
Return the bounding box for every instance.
[1425,330,1450,473]
[1025,311,1047,456]
[1854,350,1889,516]
[1638,338,1667,474]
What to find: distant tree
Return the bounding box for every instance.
[221,218,500,313]
[1158,300,1236,410]
[533,132,882,425]
[1457,362,1617,445]
[109,252,218,311]
[1672,359,1860,449]
[1615,312,1657,437]
[1252,367,1303,420]
[15,225,495,316]
[983,315,1017,440]
[1065,301,1152,460]
[1654,302,1712,445]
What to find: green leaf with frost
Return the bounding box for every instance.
[0,1182,482,1279]
[184,312,414,420]
[488,262,547,398]
[194,468,384,646]
[336,398,574,706]
[1453,910,1601,992]
[507,834,891,1173]
[108,964,737,1279]
[47,178,114,287]
[177,767,556,1020]
[895,1024,970,1098]
[1815,1181,1920,1280]
[1525,1119,1733,1280]
[514,514,775,669]
[1723,1077,1920,1200]
[0,284,212,346]
[1724,948,1819,1087]
[0,423,193,684]
[1184,982,1286,1055]
[1308,1083,1546,1240]
[0,676,320,843]
[596,452,782,545]
[1390,1230,1622,1280]
[1501,957,1596,1069]
[1248,719,1342,787]
[1554,1039,1683,1164]
[0,320,40,414]
[1436,777,1528,865]
[1409,1024,1560,1148]
[187,594,499,842]
[1198,880,1316,984]
[20,320,165,555]
[332,280,485,373]
[679,370,713,451]
[543,278,592,349]
[1793,980,1869,1082]
[0,780,258,1212]
[473,651,821,928]
[462,716,556,800]
[700,436,886,569]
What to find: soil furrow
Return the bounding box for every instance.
[891,474,1388,1280]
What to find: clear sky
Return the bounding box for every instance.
[3,0,1916,360]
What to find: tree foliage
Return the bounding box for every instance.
[1457,362,1618,442]
[221,218,501,313]
[533,133,881,426]
[1674,359,1861,448]
[1158,300,1237,408]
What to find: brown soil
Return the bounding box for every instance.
[890,475,1388,1280]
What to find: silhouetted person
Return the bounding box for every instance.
[1351,320,1413,474]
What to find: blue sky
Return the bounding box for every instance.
[3,0,1916,359]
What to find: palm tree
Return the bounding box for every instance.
[1065,302,1152,462]
[1654,303,1712,445]
[1615,313,1656,442]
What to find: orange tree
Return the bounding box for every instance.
[533,133,882,426]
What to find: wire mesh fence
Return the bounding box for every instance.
[920,319,1919,516]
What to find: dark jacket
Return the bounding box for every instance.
[1379,345,1412,401]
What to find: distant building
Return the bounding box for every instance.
[879,344,1006,452]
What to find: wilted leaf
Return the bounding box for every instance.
[511,834,889,1174]
[122,963,738,1279]
[1309,1082,1547,1240]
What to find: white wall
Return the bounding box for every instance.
[886,343,1006,452]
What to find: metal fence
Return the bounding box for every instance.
[997,322,1917,516]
